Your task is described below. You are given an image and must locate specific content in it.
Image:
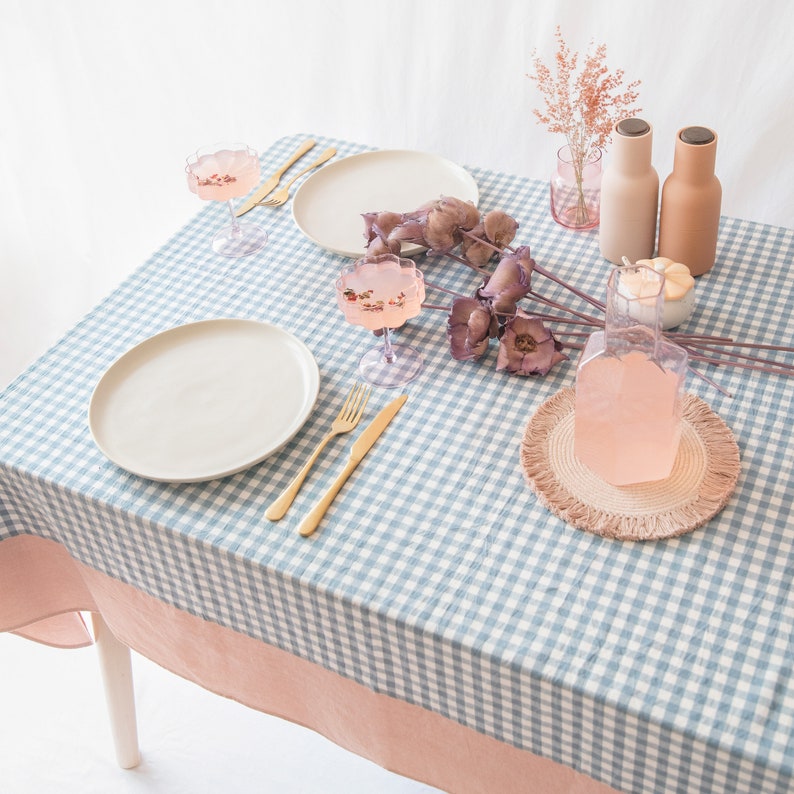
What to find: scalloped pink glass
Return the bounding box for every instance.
[335,254,425,388]
[185,142,268,258]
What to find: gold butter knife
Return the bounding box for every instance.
[297,394,408,538]
[235,138,316,217]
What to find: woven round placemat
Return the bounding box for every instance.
[520,388,741,541]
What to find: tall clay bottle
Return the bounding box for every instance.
[657,126,721,276]
[599,117,659,265]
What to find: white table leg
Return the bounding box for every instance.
[91,613,141,768]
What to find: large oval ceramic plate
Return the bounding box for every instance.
[89,319,320,482]
[292,149,479,258]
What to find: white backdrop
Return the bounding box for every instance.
[2,0,793,387]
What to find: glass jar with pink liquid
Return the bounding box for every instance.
[574,264,688,486]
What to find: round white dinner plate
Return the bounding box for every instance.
[292,149,479,258]
[89,319,320,482]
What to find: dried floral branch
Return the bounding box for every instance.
[527,27,641,226]
[359,195,794,393]
[527,26,641,155]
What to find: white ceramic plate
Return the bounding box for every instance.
[292,149,479,258]
[89,319,320,482]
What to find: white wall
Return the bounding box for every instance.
[3,0,793,387]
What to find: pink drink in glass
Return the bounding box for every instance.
[186,147,260,202]
[574,349,684,485]
[337,263,424,331]
[185,142,267,258]
[336,254,425,388]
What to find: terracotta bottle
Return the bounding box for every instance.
[599,117,659,265]
[657,126,721,276]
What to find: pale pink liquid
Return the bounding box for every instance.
[337,267,424,331]
[187,148,259,201]
[574,350,683,485]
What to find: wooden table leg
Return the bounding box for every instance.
[91,613,140,768]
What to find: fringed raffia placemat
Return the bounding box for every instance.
[520,388,741,541]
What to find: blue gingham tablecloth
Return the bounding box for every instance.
[2,133,794,794]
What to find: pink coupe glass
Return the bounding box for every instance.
[336,254,425,388]
[185,142,268,258]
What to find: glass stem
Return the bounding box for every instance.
[382,327,396,364]
[226,200,242,239]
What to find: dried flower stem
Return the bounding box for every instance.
[527,289,602,324]
[685,338,794,353]
[436,250,489,276]
[668,333,736,343]
[528,313,604,327]
[684,349,794,378]
[686,367,733,398]
[532,262,606,311]
[424,281,469,300]
[555,330,596,338]
[680,346,794,375]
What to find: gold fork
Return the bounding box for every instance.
[265,382,371,521]
[256,147,337,208]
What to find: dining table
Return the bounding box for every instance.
[2,133,793,794]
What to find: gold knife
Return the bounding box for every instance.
[297,394,408,537]
[235,138,316,217]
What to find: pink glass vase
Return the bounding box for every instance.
[550,145,602,230]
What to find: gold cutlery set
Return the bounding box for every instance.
[235,138,336,216]
[240,142,404,538]
[267,385,408,537]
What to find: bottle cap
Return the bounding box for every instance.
[616,118,650,137]
[680,126,715,145]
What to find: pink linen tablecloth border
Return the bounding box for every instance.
[0,535,617,794]
[1,534,95,648]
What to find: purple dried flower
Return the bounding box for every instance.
[424,213,461,253]
[501,246,536,280]
[387,219,427,247]
[363,211,404,256]
[399,196,481,254]
[362,211,403,242]
[460,223,493,266]
[461,211,520,265]
[497,309,568,375]
[477,263,529,312]
[483,210,519,248]
[477,246,535,314]
[447,297,497,360]
[366,235,401,256]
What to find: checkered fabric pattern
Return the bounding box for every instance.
[2,133,793,793]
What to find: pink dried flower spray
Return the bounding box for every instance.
[528,27,642,226]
